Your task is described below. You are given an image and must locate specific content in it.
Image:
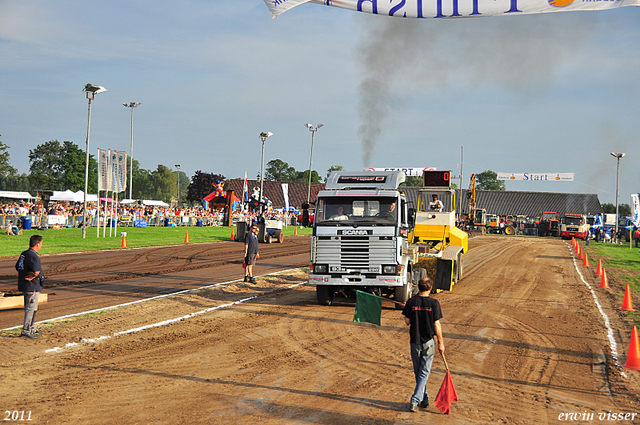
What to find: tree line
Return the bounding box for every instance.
[0,138,188,204]
[0,139,344,205]
[0,138,509,205]
[6,138,625,213]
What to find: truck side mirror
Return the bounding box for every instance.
[408,207,416,227]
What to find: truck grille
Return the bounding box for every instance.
[315,237,397,269]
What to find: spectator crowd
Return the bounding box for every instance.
[2,200,299,232]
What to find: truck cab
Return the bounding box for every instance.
[309,170,467,307]
[309,171,416,307]
[560,213,589,240]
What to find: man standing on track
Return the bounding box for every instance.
[402,277,445,412]
[16,235,44,339]
[243,224,260,284]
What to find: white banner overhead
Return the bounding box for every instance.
[368,167,436,177]
[262,0,640,19]
[497,172,574,181]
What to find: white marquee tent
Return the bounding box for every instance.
[0,191,34,200]
[50,190,98,203]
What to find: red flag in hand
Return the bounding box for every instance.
[434,353,458,415]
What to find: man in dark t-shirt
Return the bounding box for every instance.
[16,235,44,339]
[402,277,445,412]
[243,225,260,284]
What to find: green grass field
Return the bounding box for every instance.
[0,225,312,258]
[585,241,640,325]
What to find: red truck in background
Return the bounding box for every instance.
[538,211,560,237]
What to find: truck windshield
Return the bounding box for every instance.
[315,197,397,225]
[563,217,583,225]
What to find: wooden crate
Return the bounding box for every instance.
[0,293,48,311]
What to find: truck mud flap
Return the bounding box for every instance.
[434,246,463,292]
[434,258,454,291]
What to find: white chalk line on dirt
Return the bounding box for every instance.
[44,280,307,354]
[566,242,620,367]
[2,267,301,333]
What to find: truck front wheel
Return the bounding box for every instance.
[316,285,334,306]
[394,268,412,310]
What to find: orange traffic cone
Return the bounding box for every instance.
[294,227,298,236]
[184,230,190,244]
[583,252,590,267]
[623,326,640,371]
[600,268,609,289]
[571,237,576,247]
[621,284,635,311]
[578,246,583,260]
[121,234,127,248]
[230,229,235,240]
[596,259,603,276]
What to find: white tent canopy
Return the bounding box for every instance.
[120,199,170,207]
[0,191,34,200]
[50,190,98,203]
[142,200,169,207]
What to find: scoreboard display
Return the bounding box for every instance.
[423,170,452,188]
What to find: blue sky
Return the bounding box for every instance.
[1,1,639,206]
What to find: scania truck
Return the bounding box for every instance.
[309,170,467,307]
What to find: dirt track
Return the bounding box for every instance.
[2,235,640,424]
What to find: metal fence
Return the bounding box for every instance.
[1,214,225,230]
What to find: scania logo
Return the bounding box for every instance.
[340,229,371,236]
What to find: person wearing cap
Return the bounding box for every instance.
[243,225,260,284]
[16,235,44,339]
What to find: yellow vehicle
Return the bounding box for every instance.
[408,170,468,292]
[462,173,487,234]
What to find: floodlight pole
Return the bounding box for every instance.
[611,152,625,241]
[458,146,464,220]
[305,123,323,204]
[123,102,141,200]
[81,84,106,239]
[259,132,273,214]
[82,95,93,239]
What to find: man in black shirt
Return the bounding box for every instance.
[16,235,44,339]
[402,277,445,412]
[243,225,260,284]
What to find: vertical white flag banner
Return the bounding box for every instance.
[631,194,640,227]
[117,151,128,193]
[97,149,108,191]
[281,183,290,211]
[107,150,116,192]
[243,171,249,202]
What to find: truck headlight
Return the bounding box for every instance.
[314,264,328,274]
[383,265,398,274]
